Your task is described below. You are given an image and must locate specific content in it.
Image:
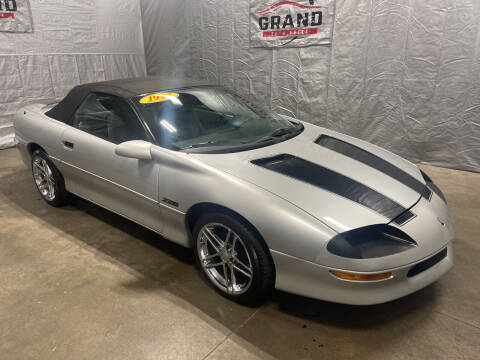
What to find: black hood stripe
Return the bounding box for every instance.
[315,135,432,200]
[252,154,410,221]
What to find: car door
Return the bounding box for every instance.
[57,92,164,234]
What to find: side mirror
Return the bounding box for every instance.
[115,140,152,160]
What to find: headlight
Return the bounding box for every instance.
[326,224,417,259]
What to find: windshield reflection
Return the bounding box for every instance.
[135,87,302,152]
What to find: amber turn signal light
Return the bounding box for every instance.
[330,270,393,281]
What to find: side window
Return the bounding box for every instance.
[72,93,149,145]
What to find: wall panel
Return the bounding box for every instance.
[141,0,480,172]
[0,0,146,149]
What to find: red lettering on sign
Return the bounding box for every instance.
[262,27,318,37]
[0,12,14,19]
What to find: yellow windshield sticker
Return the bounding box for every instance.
[139,92,179,104]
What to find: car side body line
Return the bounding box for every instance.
[49,155,185,215]
[65,186,168,239]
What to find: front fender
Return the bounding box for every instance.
[150,146,337,263]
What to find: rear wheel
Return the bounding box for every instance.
[31,150,68,207]
[193,212,275,305]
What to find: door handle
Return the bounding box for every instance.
[63,140,74,149]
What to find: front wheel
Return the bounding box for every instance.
[193,212,275,305]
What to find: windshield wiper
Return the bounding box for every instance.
[271,127,297,137]
[182,140,244,149]
[182,122,303,150]
[255,125,300,143]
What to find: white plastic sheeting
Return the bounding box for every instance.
[0,0,146,149]
[0,0,33,32]
[141,0,480,172]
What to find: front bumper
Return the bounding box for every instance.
[271,242,453,305]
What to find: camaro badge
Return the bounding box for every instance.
[139,92,179,104]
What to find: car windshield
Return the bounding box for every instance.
[134,86,302,151]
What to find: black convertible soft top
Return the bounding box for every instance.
[45,76,212,123]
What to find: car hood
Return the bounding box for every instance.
[190,122,427,233]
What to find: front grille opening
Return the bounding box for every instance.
[407,248,448,277]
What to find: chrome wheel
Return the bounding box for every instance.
[197,223,254,295]
[32,156,56,201]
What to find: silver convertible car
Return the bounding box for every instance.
[14,77,454,305]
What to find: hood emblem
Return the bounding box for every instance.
[437,217,446,226]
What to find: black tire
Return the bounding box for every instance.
[193,212,275,305]
[31,150,68,207]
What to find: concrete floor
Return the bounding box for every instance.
[0,147,479,360]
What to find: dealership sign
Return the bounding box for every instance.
[0,0,32,33]
[250,0,334,48]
